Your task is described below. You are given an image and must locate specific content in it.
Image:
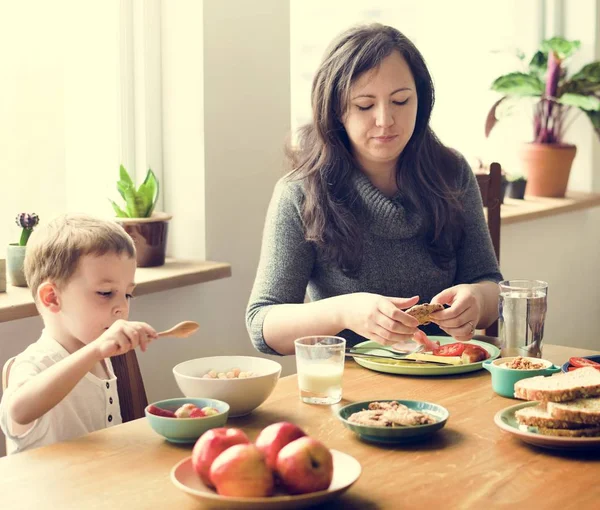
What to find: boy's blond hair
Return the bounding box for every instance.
[24,213,136,299]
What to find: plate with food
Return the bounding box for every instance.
[170,449,361,509]
[561,355,600,373]
[337,399,449,444]
[495,366,600,449]
[350,337,500,375]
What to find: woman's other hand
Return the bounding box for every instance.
[341,293,421,346]
[429,284,483,341]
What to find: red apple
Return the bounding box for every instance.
[191,427,250,486]
[255,421,307,471]
[209,444,275,497]
[276,436,333,495]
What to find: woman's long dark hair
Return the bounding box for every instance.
[289,23,464,275]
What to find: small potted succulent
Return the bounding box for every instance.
[485,37,600,197]
[506,173,528,200]
[110,165,172,267]
[7,213,40,287]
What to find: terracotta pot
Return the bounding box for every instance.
[519,143,576,198]
[7,244,28,287]
[116,212,172,267]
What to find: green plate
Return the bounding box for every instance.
[351,337,500,376]
[337,399,449,444]
[494,401,600,450]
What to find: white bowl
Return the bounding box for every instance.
[173,356,282,417]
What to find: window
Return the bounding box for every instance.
[0,0,162,249]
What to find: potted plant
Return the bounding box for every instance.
[110,165,172,267]
[7,213,40,287]
[506,173,528,200]
[485,37,600,197]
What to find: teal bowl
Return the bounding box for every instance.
[337,400,449,444]
[483,357,560,398]
[145,397,229,444]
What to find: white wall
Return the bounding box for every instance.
[501,207,600,351]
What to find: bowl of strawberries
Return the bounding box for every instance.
[145,397,229,443]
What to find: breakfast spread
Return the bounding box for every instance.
[514,367,600,436]
[503,356,546,370]
[202,368,257,379]
[147,403,220,419]
[347,401,436,427]
[406,303,444,325]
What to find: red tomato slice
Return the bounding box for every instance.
[433,343,467,357]
[569,357,600,368]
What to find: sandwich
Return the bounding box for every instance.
[406,303,444,325]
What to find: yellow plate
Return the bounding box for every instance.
[170,450,361,509]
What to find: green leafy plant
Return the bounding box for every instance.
[485,37,600,144]
[15,213,40,246]
[110,165,159,218]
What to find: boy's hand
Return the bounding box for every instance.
[94,320,158,359]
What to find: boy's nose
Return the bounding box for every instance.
[113,299,129,316]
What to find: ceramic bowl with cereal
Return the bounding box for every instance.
[145,397,229,443]
[337,399,449,444]
[172,356,282,417]
[483,356,560,398]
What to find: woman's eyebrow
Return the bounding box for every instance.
[351,87,412,100]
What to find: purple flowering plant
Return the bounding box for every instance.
[485,37,600,144]
[15,213,40,246]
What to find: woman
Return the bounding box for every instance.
[246,24,502,355]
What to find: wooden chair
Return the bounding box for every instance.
[110,351,148,422]
[475,161,502,337]
[2,356,16,452]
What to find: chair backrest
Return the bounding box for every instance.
[2,357,16,453]
[475,161,502,337]
[110,351,148,422]
[1,357,15,393]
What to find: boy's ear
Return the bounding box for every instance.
[37,282,61,313]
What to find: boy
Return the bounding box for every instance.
[0,214,157,454]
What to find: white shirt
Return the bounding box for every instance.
[0,330,122,454]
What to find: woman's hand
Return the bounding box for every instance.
[341,293,422,346]
[429,284,483,341]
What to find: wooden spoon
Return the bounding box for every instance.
[157,321,200,338]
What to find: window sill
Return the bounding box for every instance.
[500,191,600,225]
[0,258,232,323]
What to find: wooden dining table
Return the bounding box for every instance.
[2,340,600,509]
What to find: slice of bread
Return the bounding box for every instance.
[515,404,592,429]
[547,397,600,426]
[513,367,600,402]
[529,426,600,438]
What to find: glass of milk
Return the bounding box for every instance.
[294,336,346,405]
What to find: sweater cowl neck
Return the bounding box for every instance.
[350,170,424,239]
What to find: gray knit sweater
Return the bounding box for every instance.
[246,160,502,355]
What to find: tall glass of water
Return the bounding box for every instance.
[498,280,548,358]
[295,336,345,405]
